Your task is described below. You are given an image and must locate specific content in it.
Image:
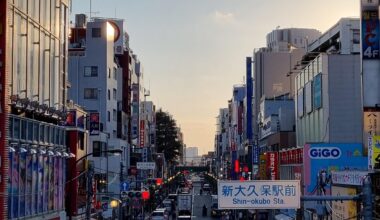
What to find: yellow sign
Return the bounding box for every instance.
[332,186,357,220]
[372,136,380,169]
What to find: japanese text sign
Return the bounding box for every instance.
[218,180,300,209]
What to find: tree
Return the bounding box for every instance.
[155,109,181,164]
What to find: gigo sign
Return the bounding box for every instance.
[308,147,341,159]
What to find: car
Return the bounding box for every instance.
[150,208,169,220]
[177,215,192,220]
[203,183,211,191]
[162,199,173,212]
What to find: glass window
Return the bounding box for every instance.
[33,123,39,142]
[84,88,98,99]
[27,121,33,141]
[45,125,49,143]
[79,132,85,150]
[107,111,110,122]
[14,118,20,139]
[93,141,101,157]
[9,117,13,139]
[92,28,101,38]
[21,120,27,140]
[108,68,111,78]
[84,66,98,77]
[108,89,110,100]
[113,67,117,79]
[113,89,116,100]
[40,125,44,142]
[113,109,117,121]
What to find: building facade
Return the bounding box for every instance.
[2,0,71,219]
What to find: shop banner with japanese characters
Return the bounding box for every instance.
[218,180,300,209]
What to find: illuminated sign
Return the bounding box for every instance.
[218,180,301,209]
[89,112,100,135]
[362,10,380,59]
[308,147,341,159]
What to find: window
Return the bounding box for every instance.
[84,66,98,77]
[108,68,111,78]
[93,141,105,157]
[113,89,116,100]
[79,132,85,150]
[113,109,117,121]
[92,28,101,38]
[113,130,117,138]
[84,88,98,99]
[108,89,110,100]
[107,111,110,121]
[113,67,117,79]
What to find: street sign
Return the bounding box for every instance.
[137,162,156,170]
[218,180,301,209]
[121,181,130,191]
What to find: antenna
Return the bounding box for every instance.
[88,0,100,19]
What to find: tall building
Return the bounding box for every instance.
[1,0,71,219]
[68,15,130,217]
[185,147,199,165]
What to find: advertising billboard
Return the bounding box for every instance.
[89,112,100,135]
[65,110,77,126]
[305,81,313,113]
[313,74,322,109]
[218,180,301,209]
[371,135,380,169]
[139,120,145,147]
[303,143,367,194]
[297,88,304,117]
[364,112,380,157]
[266,152,279,180]
[361,10,380,59]
[331,186,357,220]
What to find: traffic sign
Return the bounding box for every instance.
[121,181,130,191]
[137,162,156,170]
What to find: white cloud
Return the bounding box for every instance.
[212,10,236,25]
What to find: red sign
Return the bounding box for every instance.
[234,160,240,173]
[139,120,145,147]
[266,152,279,180]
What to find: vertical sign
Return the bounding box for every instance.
[89,112,100,135]
[0,1,8,219]
[362,7,380,59]
[139,120,145,147]
[372,136,380,169]
[363,111,380,155]
[266,152,279,180]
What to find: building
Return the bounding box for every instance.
[68,15,130,217]
[185,147,199,165]
[266,28,321,52]
[292,18,367,218]
[1,0,71,219]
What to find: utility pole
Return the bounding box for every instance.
[86,163,94,220]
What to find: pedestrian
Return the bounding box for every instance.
[202,204,207,216]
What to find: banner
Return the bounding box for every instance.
[372,136,380,169]
[362,10,380,59]
[89,112,100,135]
[139,120,145,147]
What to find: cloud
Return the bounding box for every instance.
[212,10,237,25]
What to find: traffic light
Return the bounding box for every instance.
[127,191,142,198]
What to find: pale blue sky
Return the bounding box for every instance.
[71,0,359,154]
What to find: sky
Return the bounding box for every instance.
[71,0,359,155]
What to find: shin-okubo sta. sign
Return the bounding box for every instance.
[218,180,300,209]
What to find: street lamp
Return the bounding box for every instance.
[67,149,123,220]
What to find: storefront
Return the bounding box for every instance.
[8,115,67,219]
